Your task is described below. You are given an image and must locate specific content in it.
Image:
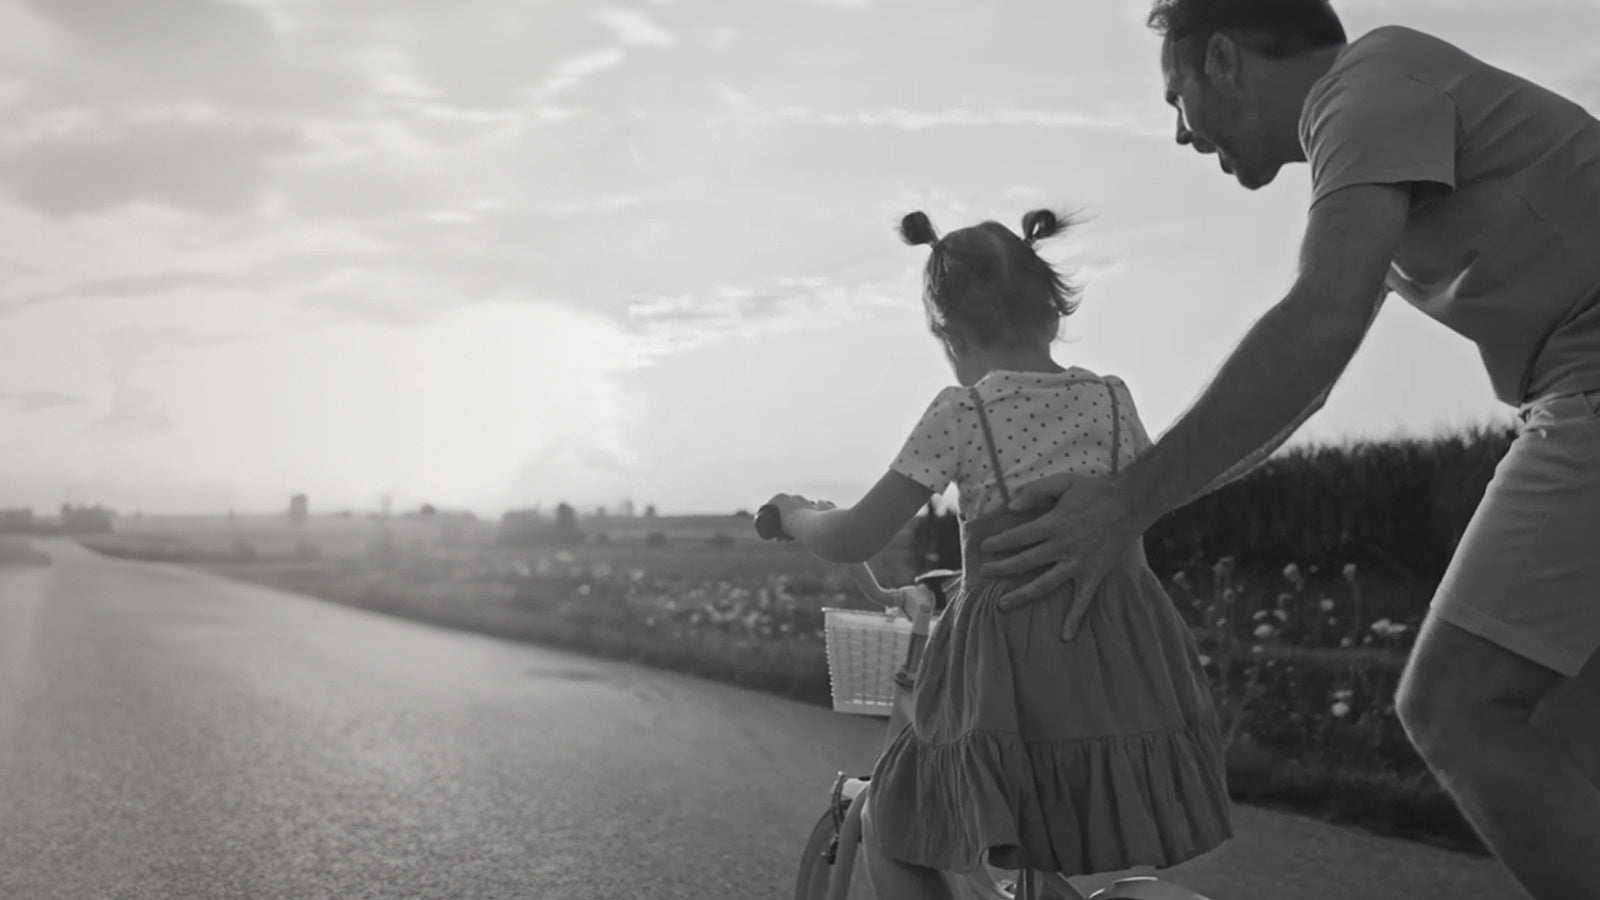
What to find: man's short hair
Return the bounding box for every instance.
[1149,0,1346,63]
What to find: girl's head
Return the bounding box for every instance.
[898,209,1084,384]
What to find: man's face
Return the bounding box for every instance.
[1160,36,1281,190]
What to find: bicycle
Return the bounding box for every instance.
[754,504,1212,900]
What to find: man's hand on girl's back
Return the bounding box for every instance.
[977,473,1144,639]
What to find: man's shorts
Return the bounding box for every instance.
[1432,387,1600,677]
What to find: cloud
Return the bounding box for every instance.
[7,247,389,313]
[86,385,174,437]
[2,390,89,412]
[538,48,628,97]
[21,0,362,113]
[102,325,249,370]
[594,9,676,47]
[285,266,465,327]
[15,269,233,308]
[539,193,643,215]
[715,84,753,107]
[624,272,913,361]
[0,119,302,216]
[773,104,1168,136]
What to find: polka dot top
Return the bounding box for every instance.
[889,368,1154,521]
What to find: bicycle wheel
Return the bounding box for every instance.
[795,808,875,900]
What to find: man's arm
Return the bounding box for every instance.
[1180,288,1388,506]
[1118,184,1410,527]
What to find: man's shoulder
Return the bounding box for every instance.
[1301,26,1459,136]
[1330,25,1455,81]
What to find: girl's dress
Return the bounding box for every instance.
[868,367,1233,876]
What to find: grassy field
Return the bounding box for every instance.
[102,509,919,586]
[76,508,1483,857]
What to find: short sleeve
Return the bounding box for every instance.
[1106,376,1154,460]
[1300,70,1457,206]
[889,386,965,495]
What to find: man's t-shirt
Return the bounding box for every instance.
[1299,25,1600,406]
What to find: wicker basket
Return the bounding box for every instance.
[821,607,913,716]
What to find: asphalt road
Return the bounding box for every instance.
[0,542,1527,900]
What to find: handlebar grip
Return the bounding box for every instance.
[754,504,791,541]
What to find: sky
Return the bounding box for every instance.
[3,0,1599,519]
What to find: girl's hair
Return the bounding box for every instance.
[898,208,1084,347]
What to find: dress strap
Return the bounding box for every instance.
[1107,378,1122,476]
[968,386,1012,508]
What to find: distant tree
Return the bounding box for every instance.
[734,509,753,519]
[553,502,583,545]
[594,506,608,521]
[496,509,543,545]
[419,503,436,516]
[644,504,658,518]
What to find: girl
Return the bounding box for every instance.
[765,209,1232,898]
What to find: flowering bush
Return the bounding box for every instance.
[451,549,853,649]
[1169,555,1426,776]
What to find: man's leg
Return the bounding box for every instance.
[1533,650,1600,789]
[1397,612,1600,900]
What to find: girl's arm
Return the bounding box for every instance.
[781,471,933,564]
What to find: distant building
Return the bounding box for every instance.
[289,494,308,524]
[59,504,114,534]
[0,508,36,535]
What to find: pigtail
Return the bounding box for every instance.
[899,211,940,247]
[1020,208,1076,246]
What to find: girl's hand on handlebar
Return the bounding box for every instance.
[764,494,836,535]
[765,493,822,516]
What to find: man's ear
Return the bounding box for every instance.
[1204,31,1241,89]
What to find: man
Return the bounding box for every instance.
[978,1,1600,897]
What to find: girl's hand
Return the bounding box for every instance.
[765,494,836,517]
[764,493,813,520]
